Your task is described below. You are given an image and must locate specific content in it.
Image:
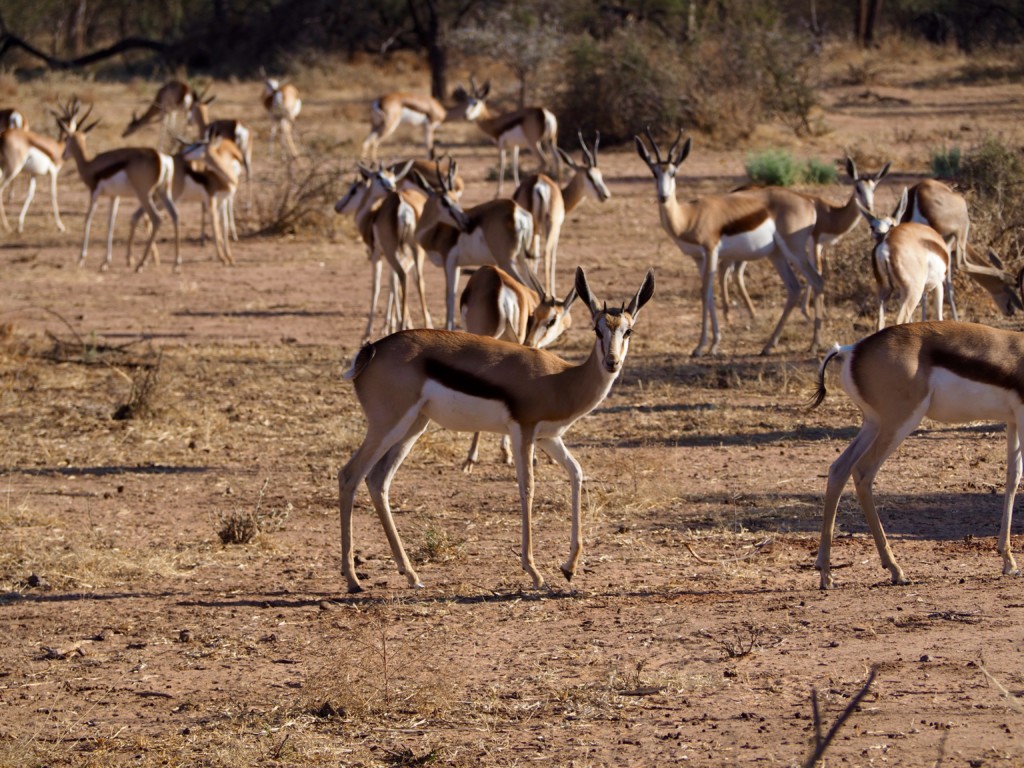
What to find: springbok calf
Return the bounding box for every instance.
[57,98,180,272]
[0,127,65,233]
[635,128,820,355]
[414,160,535,331]
[460,264,578,472]
[513,131,611,293]
[461,77,559,196]
[860,188,951,329]
[122,80,194,149]
[362,92,447,161]
[262,74,302,159]
[338,265,654,592]
[812,320,1024,588]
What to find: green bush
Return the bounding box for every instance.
[958,136,1024,201]
[744,151,837,186]
[931,146,961,179]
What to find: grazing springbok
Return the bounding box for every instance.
[961,243,1023,317]
[334,163,411,340]
[812,320,1024,588]
[460,264,578,472]
[513,131,611,293]
[461,77,559,196]
[414,160,535,331]
[122,80,194,149]
[859,188,951,329]
[338,265,654,592]
[0,128,65,233]
[635,128,820,355]
[362,92,447,161]
[262,73,302,159]
[57,98,180,272]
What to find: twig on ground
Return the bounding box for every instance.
[804,666,877,768]
[684,537,773,564]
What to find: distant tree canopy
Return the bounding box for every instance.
[1,0,1023,94]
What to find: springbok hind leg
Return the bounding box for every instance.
[999,420,1023,576]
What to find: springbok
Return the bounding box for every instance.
[334,163,410,340]
[57,98,180,272]
[414,160,535,331]
[513,131,611,293]
[859,188,951,329]
[362,92,447,161]
[460,264,578,472]
[262,74,302,159]
[461,77,559,196]
[189,85,253,234]
[338,265,654,592]
[122,80,194,149]
[635,128,820,355]
[390,157,464,200]
[371,184,433,332]
[812,320,1024,588]
[0,127,65,233]
[127,137,241,267]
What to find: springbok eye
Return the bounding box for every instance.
[623,328,633,339]
[593,326,602,338]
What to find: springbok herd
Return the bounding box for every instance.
[4,75,1024,595]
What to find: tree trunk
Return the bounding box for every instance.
[857,0,883,47]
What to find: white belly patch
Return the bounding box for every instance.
[719,218,776,259]
[95,170,136,198]
[421,379,511,434]
[400,107,429,127]
[927,368,1016,424]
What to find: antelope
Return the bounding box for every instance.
[513,131,611,293]
[122,80,194,150]
[0,127,65,233]
[338,265,655,592]
[0,108,26,130]
[635,128,820,355]
[961,243,1023,317]
[262,74,302,159]
[371,184,434,332]
[812,320,1024,589]
[860,188,950,329]
[57,98,180,272]
[189,85,253,235]
[413,160,536,330]
[334,163,410,340]
[126,137,241,267]
[462,77,559,196]
[460,264,578,472]
[362,92,447,161]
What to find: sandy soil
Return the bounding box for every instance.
[3,49,1024,766]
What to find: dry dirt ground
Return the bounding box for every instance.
[4,47,1024,767]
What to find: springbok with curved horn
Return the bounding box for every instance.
[122,80,194,150]
[635,128,819,354]
[462,77,559,196]
[362,91,447,161]
[513,131,611,293]
[57,98,180,272]
[812,320,1024,588]
[460,264,578,472]
[338,265,654,592]
[414,159,535,331]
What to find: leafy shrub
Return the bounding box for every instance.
[957,135,1024,202]
[745,151,837,186]
[931,146,961,179]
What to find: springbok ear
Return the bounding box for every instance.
[561,285,578,310]
[409,169,432,193]
[626,270,656,319]
[555,146,576,171]
[892,187,909,223]
[634,135,653,167]
[845,155,857,180]
[673,136,692,166]
[855,199,875,223]
[876,161,891,181]
[575,266,600,315]
[480,80,491,98]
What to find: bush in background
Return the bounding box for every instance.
[745,150,839,186]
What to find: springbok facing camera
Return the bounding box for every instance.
[812,321,1024,589]
[338,266,655,593]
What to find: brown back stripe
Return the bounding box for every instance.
[721,209,769,237]
[95,160,130,183]
[424,358,518,417]
[929,347,1024,401]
